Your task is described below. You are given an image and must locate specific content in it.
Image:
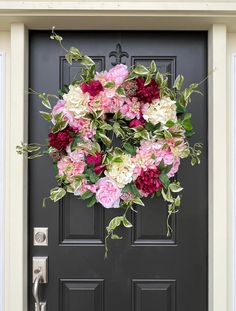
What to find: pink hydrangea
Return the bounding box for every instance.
[57,156,85,181]
[120,97,142,119]
[167,158,180,178]
[104,64,129,86]
[98,89,124,113]
[74,181,97,196]
[95,177,121,208]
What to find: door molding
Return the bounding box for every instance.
[0,51,5,311]
[4,22,229,311]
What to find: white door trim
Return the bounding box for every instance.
[4,22,229,311]
[0,51,5,311]
[232,53,236,311]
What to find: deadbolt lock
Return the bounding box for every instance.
[33,227,48,246]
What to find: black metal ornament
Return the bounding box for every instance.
[109,43,129,66]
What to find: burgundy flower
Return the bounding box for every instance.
[135,77,160,103]
[48,128,73,151]
[129,117,146,128]
[81,80,104,97]
[93,165,106,175]
[135,167,162,195]
[86,152,106,175]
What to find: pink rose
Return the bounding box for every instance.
[95,177,121,208]
[105,64,129,86]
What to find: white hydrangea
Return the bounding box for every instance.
[105,154,135,188]
[63,84,89,118]
[142,97,177,125]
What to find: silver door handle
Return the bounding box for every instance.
[32,257,48,311]
[32,274,47,311]
[32,274,41,311]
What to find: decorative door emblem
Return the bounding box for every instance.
[109,43,129,66]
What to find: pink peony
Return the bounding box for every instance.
[104,64,129,86]
[95,177,121,208]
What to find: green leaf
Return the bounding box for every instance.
[175,195,181,206]
[144,73,151,86]
[130,183,140,197]
[104,81,115,88]
[51,119,68,133]
[81,190,94,200]
[81,55,95,67]
[69,47,82,57]
[159,173,170,189]
[133,197,145,206]
[41,98,51,109]
[112,157,123,163]
[106,216,123,232]
[161,188,174,203]
[133,64,149,75]
[50,187,66,202]
[87,169,99,183]
[149,60,157,73]
[145,122,155,131]
[182,113,193,131]
[113,122,125,138]
[158,159,165,172]
[65,52,73,64]
[98,132,111,145]
[122,216,133,228]
[111,234,123,240]
[86,195,97,208]
[165,120,175,128]
[169,182,183,193]
[40,111,52,122]
[123,143,136,155]
[116,87,126,96]
[163,130,172,140]
[173,74,184,90]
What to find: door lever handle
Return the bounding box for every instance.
[32,274,42,311]
[32,257,48,311]
[32,274,46,311]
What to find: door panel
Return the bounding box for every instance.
[29,31,208,311]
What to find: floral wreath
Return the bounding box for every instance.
[17,29,203,257]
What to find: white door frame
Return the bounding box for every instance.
[4,19,230,311]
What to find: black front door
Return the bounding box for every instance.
[29,31,208,311]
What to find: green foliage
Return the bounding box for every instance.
[50,187,66,202]
[123,143,136,155]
